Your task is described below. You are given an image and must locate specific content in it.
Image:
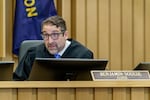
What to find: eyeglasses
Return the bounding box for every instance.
[41,32,63,40]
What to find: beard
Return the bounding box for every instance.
[47,42,59,54]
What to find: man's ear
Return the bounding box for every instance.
[64,31,69,39]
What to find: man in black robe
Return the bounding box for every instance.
[13,15,93,80]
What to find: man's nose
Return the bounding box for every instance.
[47,36,54,43]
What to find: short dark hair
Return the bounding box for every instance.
[42,15,67,32]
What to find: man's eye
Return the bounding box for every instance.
[52,33,59,35]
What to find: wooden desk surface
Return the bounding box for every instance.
[0,80,150,88]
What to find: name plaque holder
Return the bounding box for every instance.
[91,70,150,81]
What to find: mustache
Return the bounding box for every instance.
[47,42,57,47]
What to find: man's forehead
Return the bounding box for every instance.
[42,25,61,31]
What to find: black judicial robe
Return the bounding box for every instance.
[13,39,93,80]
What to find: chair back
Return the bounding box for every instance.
[19,40,44,62]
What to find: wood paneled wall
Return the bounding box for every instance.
[1,0,150,70]
[0,0,5,58]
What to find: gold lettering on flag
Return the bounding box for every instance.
[24,0,38,17]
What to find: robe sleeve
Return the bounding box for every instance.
[13,47,36,81]
[81,49,93,59]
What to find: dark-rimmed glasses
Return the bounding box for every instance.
[41,32,63,40]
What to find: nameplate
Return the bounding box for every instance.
[91,70,150,81]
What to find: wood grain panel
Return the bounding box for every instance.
[131,88,145,100]
[122,0,133,70]
[18,89,36,100]
[98,0,110,60]
[95,88,112,100]
[75,0,86,45]
[61,0,71,38]
[133,0,144,66]
[57,88,75,100]
[110,0,121,70]
[0,89,13,100]
[0,0,5,57]
[12,89,17,100]
[38,89,56,100]
[4,0,13,60]
[113,88,127,100]
[145,0,150,62]
[86,0,98,58]
[76,88,93,100]
[144,88,150,100]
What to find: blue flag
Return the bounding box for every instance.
[13,0,57,55]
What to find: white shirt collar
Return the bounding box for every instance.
[58,40,71,56]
